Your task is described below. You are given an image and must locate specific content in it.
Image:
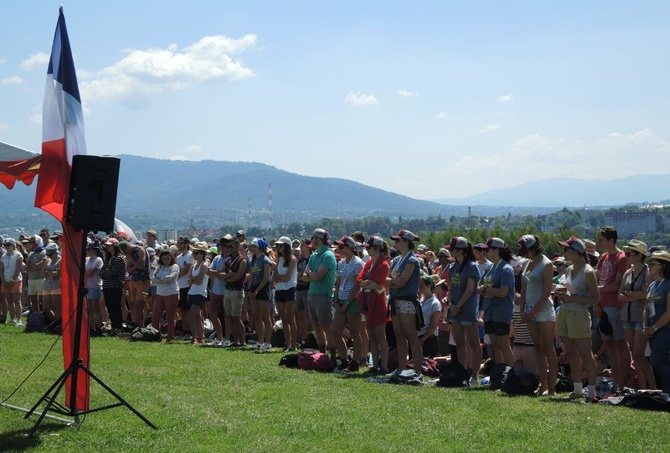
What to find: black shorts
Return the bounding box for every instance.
[188,294,207,308]
[275,288,296,303]
[251,285,270,301]
[484,321,510,336]
[178,287,191,310]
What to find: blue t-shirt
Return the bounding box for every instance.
[449,260,481,323]
[647,278,670,329]
[250,255,272,288]
[481,260,515,324]
[209,254,226,296]
[389,252,420,300]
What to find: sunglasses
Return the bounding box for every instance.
[649,261,663,266]
[625,251,639,257]
[3,243,11,247]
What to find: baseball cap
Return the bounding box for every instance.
[390,229,419,242]
[558,237,586,253]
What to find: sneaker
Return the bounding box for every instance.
[568,391,584,400]
[209,339,221,346]
[218,339,231,347]
[14,320,24,327]
[468,377,478,386]
[260,342,272,351]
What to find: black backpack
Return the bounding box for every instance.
[501,368,539,396]
[489,364,511,390]
[437,362,470,388]
[278,353,300,368]
[25,311,46,333]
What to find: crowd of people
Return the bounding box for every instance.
[2,225,670,401]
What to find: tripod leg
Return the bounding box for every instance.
[25,366,72,419]
[28,368,73,436]
[83,365,157,429]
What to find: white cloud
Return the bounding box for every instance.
[168,155,194,161]
[0,59,7,64]
[345,91,379,106]
[479,124,499,133]
[0,123,9,132]
[498,93,514,103]
[80,34,258,102]
[1,76,24,85]
[183,145,202,154]
[21,53,50,71]
[441,129,670,193]
[435,111,449,119]
[398,89,416,97]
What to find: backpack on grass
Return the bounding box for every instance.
[25,312,46,333]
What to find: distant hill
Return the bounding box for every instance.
[0,155,470,227]
[432,174,670,207]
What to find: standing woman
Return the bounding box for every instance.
[618,239,655,389]
[187,242,210,345]
[446,237,482,382]
[556,237,600,402]
[273,236,298,351]
[295,239,312,345]
[101,238,126,337]
[643,250,670,394]
[0,238,24,327]
[249,238,273,350]
[387,229,423,376]
[86,243,105,335]
[332,235,365,370]
[517,234,558,395]
[478,237,515,366]
[41,244,62,327]
[358,236,390,373]
[152,249,180,342]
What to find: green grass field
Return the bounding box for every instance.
[0,323,668,452]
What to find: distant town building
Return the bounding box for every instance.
[604,210,656,238]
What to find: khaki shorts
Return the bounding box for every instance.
[129,280,150,302]
[224,289,244,317]
[28,279,45,296]
[556,309,591,339]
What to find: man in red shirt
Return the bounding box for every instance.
[596,226,631,389]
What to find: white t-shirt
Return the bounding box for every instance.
[85,256,103,289]
[177,251,194,289]
[2,251,22,282]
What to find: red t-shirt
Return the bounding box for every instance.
[596,250,628,308]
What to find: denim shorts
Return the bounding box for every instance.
[622,320,643,331]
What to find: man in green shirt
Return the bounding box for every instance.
[303,228,337,353]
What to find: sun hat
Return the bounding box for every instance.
[622,239,648,256]
[583,239,600,258]
[104,237,119,246]
[191,241,210,253]
[647,250,670,265]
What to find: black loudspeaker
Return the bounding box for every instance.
[66,155,120,232]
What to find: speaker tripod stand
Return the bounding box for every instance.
[24,228,157,436]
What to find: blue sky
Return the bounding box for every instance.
[1,1,669,200]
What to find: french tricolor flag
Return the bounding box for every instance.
[35,6,90,411]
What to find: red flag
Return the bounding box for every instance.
[34,7,90,411]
